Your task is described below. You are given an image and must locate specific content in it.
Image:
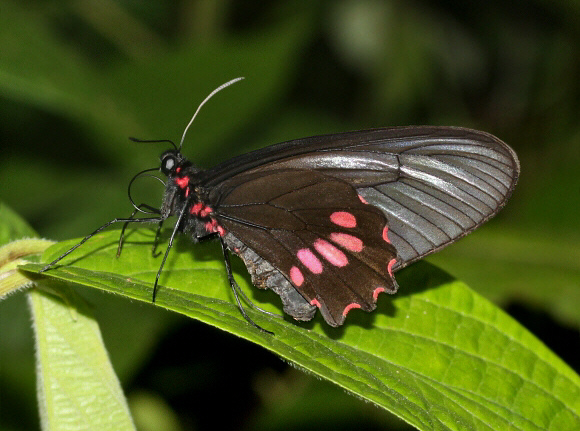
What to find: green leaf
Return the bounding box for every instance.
[428,226,580,327]
[0,203,136,429]
[0,238,53,299]
[0,201,38,245]
[28,285,136,431]
[21,229,580,431]
[0,201,50,299]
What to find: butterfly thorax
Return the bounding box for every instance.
[158,150,223,240]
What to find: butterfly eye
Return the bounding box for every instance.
[160,153,177,175]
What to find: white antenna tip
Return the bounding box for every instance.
[179,77,245,150]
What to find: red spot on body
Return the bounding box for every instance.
[373,287,386,301]
[205,219,222,235]
[387,258,397,277]
[200,206,213,217]
[217,225,226,237]
[310,298,321,308]
[330,211,357,228]
[190,202,203,215]
[185,188,190,197]
[358,194,368,204]
[342,302,361,316]
[382,226,390,243]
[176,167,181,173]
[176,176,189,188]
[329,233,363,252]
[297,248,323,274]
[313,239,348,267]
[289,266,304,287]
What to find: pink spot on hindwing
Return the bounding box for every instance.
[373,287,386,301]
[313,239,348,267]
[310,298,321,308]
[297,249,323,274]
[289,266,304,287]
[382,225,391,243]
[342,302,361,316]
[358,194,368,204]
[330,211,357,228]
[329,233,363,252]
[387,258,397,276]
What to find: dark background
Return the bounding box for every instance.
[1,1,579,430]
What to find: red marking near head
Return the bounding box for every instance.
[176,167,181,173]
[373,287,386,301]
[310,298,321,308]
[176,176,189,188]
[330,211,357,228]
[358,194,368,204]
[382,225,390,243]
[297,248,323,274]
[342,302,361,316]
[289,266,304,287]
[387,258,397,277]
[190,202,203,215]
[313,239,348,267]
[329,232,363,252]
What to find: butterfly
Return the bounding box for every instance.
[41,78,520,331]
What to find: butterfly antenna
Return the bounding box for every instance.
[129,137,178,151]
[179,77,244,151]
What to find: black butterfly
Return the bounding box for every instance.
[41,79,520,330]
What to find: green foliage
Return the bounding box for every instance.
[0,205,136,430]
[28,286,136,431]
[12,228,580,431]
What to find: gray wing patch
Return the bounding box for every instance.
[357,132,519,268]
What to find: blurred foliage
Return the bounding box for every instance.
[1,1,579,430]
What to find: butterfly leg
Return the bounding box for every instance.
[116,203,162,257]
[151,200,192,302]
[150,221,164,258]
[40,215,165,273]
[218,237,284,319]
[219,239,274,334]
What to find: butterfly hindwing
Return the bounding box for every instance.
[212,169,398,326]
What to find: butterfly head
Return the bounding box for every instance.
[157,149,197,218]
[160,149,186,176]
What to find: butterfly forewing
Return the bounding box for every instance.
[204,126,519,271]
